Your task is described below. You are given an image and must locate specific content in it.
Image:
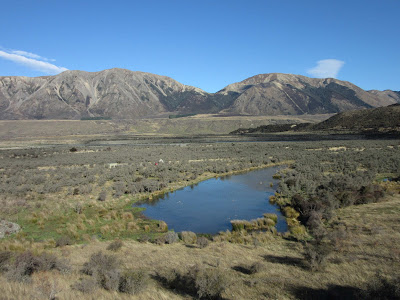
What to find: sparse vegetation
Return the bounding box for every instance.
[0,129,399,299]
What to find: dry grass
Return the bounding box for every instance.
[0,115,328,148]
[1,193,399,299]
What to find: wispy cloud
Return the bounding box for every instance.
[307,59,345,78]
[0,48,67,75]
[10,50,56,62]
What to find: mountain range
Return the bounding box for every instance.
[0,68,399,119]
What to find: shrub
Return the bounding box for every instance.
[55,236,73,247]
[230,220,247,231]
[180,231,197,244]
[195,267,229,299]
[119,270,148,295]
[0,251,12,272]
[71,278,98,293]
[137,234,151,243]
[248,262,265,274]
[164,232,179,244]
[96,268,121,291]
[80,251,148,294]
[107,239,124,252]
[290,224,308,240]
[158,221,168,232]
[34,272,62,300]
[360,273,400,299]
[36,252,70,274]
[82,251,122,291]
[303,241,332,272]
[6,251,70,282]
[263,213,278,224]
[74,202,83,214]
[196,236,210,249]
[283,206,300,219]
[158,265,228,299]
[98,190,107,202]
[81,251,121,277]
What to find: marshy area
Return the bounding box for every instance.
[0,133,400,299]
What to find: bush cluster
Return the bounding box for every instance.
[2,251,69,283]
[159,265,229,299]
[77,251,148,295]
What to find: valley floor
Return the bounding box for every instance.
[0,121,399,299]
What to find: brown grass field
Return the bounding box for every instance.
[0,193,399,299]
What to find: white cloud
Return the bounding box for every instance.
[0,49,67,75]
[307,59,345,78]
[11,50,56,62]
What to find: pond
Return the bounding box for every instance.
[135,167,287,234]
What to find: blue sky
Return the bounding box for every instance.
[0,0,399,93]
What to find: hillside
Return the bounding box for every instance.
[0,69,399,119]
[220,73,399,115]
[312,103,400,132]
[231,104,400,135]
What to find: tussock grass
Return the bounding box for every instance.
[0,193,400,299]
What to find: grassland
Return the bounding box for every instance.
[0,114,329,148]
[0,119,399,299]
[1,194,399,299]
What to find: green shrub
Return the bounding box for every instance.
[283,206,300,219]
[230,220,245,231]
[263,213,278,224]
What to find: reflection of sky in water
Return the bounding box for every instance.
[135,167,287,234]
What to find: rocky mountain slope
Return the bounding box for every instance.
[219,73,399,115]
[0,69,398,119]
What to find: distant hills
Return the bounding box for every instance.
[0,68,399,120]
[231,104,400,136]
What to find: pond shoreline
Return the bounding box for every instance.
[135,163,290,234]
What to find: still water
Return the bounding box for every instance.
[135,167,287,234]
